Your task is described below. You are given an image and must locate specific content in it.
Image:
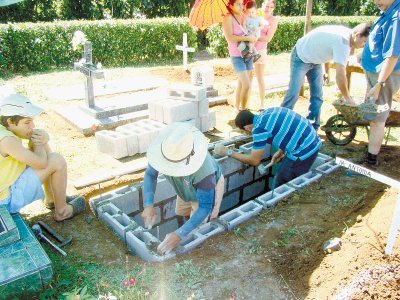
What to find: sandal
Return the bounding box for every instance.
[44,195,78,209]
[54,196,86,222]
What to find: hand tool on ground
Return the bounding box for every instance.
[38,221,72,247]
[32,224,67,256]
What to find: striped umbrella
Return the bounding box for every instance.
[189,0,229,31]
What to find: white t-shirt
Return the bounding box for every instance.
[295,25,352,66]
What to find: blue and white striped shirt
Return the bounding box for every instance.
[252,107,321,161]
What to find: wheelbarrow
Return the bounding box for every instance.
[321,98,400,146]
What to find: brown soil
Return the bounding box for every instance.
[18,59,400,299]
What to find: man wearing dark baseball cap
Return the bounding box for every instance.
[0,94,85,221]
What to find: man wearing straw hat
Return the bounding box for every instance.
[142,122,224,255]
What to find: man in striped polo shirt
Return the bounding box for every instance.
[215,108,321,187]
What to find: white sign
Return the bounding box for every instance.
[175,33,195,70]
[336,157,400,255]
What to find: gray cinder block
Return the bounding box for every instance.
[286,171,322,189]
[167,84,207,102]
[216,156,244,176]
[125,228,176,262]
[228,167,254,191]
[239,142,271,159]
[218,200,263,230]
[162,197,177,220]
[177,221,225,254]
[243,178,267,201]
[315,160,341,175]
[95,130,129,159]
[162,99,199,124]
[256,184,296,208]
[219,191,240,213]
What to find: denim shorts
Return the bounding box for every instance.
[231,56,254,73]
[0,167,44,213]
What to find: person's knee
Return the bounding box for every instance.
[48,153,67,171]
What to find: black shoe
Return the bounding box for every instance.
[362,159,379,170]
[253,53,261,62]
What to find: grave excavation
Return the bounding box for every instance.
[89,137,340,262]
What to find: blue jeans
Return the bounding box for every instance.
[274,151,319,187]
[281,47,324,130]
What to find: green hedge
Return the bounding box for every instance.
[0,16,378,76]
[0,18,197,75]
[206,16,378,58]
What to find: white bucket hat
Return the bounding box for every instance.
[0,94,43,117]
[147,122,208,177]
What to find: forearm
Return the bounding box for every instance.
[175,189,214,239]
[143,165,158,207]
[335,65,351,99]
[378,56,399,82]
[230,151,259,166]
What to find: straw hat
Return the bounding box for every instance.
[0,94,43,117]
[147,122,208,177]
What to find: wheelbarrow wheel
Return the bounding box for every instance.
[323,114,357,146]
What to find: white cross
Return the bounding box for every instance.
[175,33,195,70]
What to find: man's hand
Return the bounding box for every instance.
[366,83,381,102]
[343,96,356,106]
[214,144,228,156]
[141,206,157,229]
[271,149,284,164]
[30,129,49,146]
[157,232,181,255]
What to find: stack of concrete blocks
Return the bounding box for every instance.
[148,84,216,133]
[89,135,341,261]
[95,119,166,159]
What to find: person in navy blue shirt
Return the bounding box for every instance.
[215,108,321,187]
[361,0,400,168]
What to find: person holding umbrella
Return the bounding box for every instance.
[222,0,258,112]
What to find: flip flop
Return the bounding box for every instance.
[54,196,86,222]
[44,195,78,209]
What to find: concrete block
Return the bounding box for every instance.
[228,167,254,191]
[112,185,141,215]
[95,130,129,159]
[117,124,152,154]
[162,197,177,220]
[219,200,263,230]
[243,178,267,201]
[219,191,240,213]
[177,221,224,254]
[315,160,341,175]
[126,228,175,262]
[98,203,122,224]
[256,184,296,208]
[109,213,139,242]
[148,101,157,121]
[286,171,322,189]
[135,119,165,140]
[89,193,113,216]
[167,84,207,102]
[239,142,271,159]
[311,152,334,170]
[143,175,177,204]
[198,98,209,117]
[216,156,244,176]
[162,99,199,124]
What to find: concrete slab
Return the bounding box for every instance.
[46,77,168,101]
[54,105,149,136]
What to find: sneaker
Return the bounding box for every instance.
[253,53,261,62]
